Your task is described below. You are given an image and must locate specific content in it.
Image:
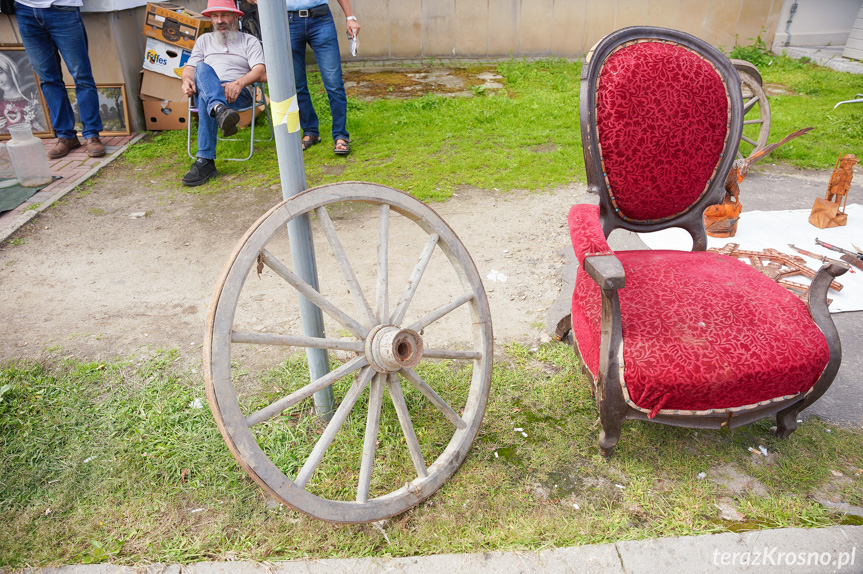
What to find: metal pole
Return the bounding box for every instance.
[257,0,334,419]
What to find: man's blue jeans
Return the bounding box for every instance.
[289,10,349,142]
[14,2,102,139]
[193,63,252,160]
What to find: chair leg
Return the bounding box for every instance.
[597,390,628,456]
[598,416,624,456]
[775,404,801,438]
[187,104,196,161]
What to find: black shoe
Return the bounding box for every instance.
[182,158,218,186]
[212,103,240,137]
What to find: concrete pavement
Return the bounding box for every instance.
[12,525,863,573]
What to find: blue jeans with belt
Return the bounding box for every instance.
[289,8,349,142]
[14,2,103,139]
[193,63,252,160]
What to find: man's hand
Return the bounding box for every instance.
[346,18,360,38]
[181,68,197,97]
[223,79,244,103]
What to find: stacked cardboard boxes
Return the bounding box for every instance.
[139,2,210,130]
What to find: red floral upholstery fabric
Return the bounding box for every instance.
[568,204,612,265]
[596,42,729,221]
[570,244,829,417]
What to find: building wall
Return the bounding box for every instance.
[339,0,785,59]
[772,0,863,50]
[0,0,808,134]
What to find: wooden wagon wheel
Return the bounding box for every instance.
[732,60,771,161]
[204,182,493,523]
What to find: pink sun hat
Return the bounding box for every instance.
[202,0,243,17]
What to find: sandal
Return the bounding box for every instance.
[301,134,321,151]
[334,138,351,156]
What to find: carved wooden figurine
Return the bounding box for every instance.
[704,128,812,238]
[810,154,858,229]
[704,159,745,237]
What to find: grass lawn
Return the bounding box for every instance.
[122,50,863,203]
[3,49,863,567]
[731,38,863,168]
[2,346,863,567]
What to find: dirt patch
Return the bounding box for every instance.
[0,161,585,370]
[763,83,797,97]
[707,463,768,497]
[344,67,504,100]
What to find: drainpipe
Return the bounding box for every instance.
[784,0,798,47]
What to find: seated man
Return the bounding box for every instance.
[181,0,266,186]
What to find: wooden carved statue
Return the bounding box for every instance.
[704,128,812,238]
[704,159,745,237]
[810,154,858,229]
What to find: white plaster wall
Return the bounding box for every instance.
[773,0,863,49]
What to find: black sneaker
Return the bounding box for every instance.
[212,103,240,137]
[182,158,218,186]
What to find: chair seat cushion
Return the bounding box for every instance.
[572,250,829,418]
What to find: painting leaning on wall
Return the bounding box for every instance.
[0,46,52,138]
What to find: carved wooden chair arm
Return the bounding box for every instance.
[807,261,849,319]
[584,254,626,291]
[799,261,849,412]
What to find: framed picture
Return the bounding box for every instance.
[0,45,54,139]
[65,84,130,136]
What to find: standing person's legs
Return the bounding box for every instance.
[45,6,102,140]
[289,13,320,143]
[15,3,77,140]
[306,13,348,146]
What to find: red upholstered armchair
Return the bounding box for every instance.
[568,27,847,456]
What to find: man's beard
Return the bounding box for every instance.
[214,23,239,44]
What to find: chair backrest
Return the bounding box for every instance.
[580,27,743,242]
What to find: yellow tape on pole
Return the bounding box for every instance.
[270,96,300,133]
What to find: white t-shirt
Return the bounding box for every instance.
[14,0,83,8]
[186,31,265,83]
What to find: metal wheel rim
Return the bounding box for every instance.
[204,182,493,523]
[737,70,771,161]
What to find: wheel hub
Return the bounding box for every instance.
[365,324,424,373]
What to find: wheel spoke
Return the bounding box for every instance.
[260,249,370,339]
[401,367,467,429]
[376,205,389,324]
[357,372,386,503]
[390,234,439,326]
[421,348,482,360]
[741,134,758,147]
[232,331,364,352]
[406,291,475,333]
[245,355,368,427]
[743,118,765,126]
[295,366,374,488]
[744,96,759,113]
[387,373,428,479]
[315,207,378,328]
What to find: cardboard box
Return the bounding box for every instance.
[143,99,264,131]
[143,37,192,79]
[143,1,212,51]
[139,70,187,102]
[143,99,190,130]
